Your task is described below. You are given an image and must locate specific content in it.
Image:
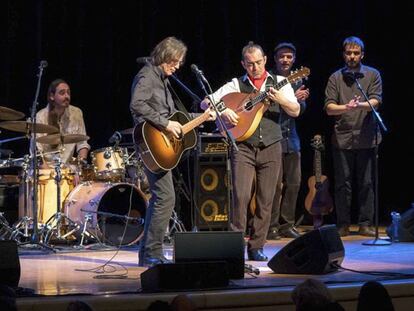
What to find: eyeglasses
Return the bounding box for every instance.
[170,58,185,66]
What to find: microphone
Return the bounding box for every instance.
[108,131,122,144]
[191,64,208,84]
[136,57,152,64]
[40,60,48,68]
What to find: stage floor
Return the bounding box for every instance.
[14,227,414,311]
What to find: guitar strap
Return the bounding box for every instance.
[166,79,191,119]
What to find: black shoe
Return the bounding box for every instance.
[338,225,350,237]
[267,229,281,240]
[280,227,301,238]
[247,248,268,261]
[139,256,171,267]
[358,225,376,237]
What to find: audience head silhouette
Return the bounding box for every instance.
[357,281,394,311]
[292,278,333,311]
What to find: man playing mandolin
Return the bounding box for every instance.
[201,41,300,261]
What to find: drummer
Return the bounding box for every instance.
[36,79,90,168]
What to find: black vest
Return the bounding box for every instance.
[237,74,283,147]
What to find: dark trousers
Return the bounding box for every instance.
[269,151,301,231]
[138,168,175,265]
[231,142,282,250]
[332,147,375,227]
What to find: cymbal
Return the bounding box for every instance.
[119,127,133,135]
[0,106,25,121]
[0,121,59,134]
[37,133,89,145]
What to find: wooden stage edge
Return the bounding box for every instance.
[13,227,414,311]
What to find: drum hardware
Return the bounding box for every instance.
[75,213,101,248]
[0,212,14,240]
[9,216,32,242]
[81,209,144,224]
[40,157,80,245]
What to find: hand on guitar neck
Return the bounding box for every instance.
[304,135,334,229]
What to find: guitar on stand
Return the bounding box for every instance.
[304,135,334,229]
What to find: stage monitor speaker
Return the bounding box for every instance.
[140,261,229,292]
[386,207,414,242]
[268,224,344,274]
[0,240,20,287]
[174,231,245,279]
[194,153,230,230]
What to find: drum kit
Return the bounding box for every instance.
[0,106,148,250]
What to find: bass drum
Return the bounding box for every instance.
[64,182,147,246]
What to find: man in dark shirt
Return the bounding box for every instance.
[324,36,382,237]
[130,37,215,266]
[201,42,300,261]
[268,42,309,240]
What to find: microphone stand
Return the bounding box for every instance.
[194,69,238,231]
[353,75,389,246]
[25,60,54,251]
[171,74,202,103]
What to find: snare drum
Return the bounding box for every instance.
[64,182,147,246]
[19,168,75,224]
[91,147,126,181]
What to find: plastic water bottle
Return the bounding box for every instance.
[391,211,401,243]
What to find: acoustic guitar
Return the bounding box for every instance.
[304,135,334,228]
[133,110,211,173]
[217,67,310,141]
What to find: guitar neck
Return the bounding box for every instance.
[314,149,322,183]
[182,111,210,135]
[250,77,290,106]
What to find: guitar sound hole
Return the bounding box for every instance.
[244,101,253,111]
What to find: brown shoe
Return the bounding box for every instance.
[358,225,376,237]
[338,226,350,237]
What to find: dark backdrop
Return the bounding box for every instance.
[1,0,413,226]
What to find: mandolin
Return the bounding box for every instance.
[304,135,334,228]
[217,67,310,141]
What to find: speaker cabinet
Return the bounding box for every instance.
[194,153,230,230]
[268,225,345,274]
[0,240,20,287]
[174,231,245,279]
[141,261,229,292]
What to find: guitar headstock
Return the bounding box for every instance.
[311,134,325,151]
[287,66,310,84]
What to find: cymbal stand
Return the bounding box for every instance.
[20,60,54,251]
[41,157,80,245]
